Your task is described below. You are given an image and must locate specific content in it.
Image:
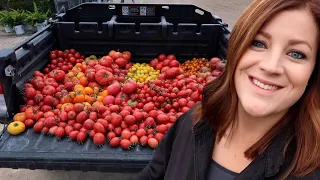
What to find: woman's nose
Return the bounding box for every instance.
[258,51,284,75]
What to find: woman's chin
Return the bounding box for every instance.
[241,102,271,118]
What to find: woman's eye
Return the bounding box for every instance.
[251,40,266,48]
[288,51,306,60]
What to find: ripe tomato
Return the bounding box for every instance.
[95,69,113,86]
[33,122,44,133]
[130,135,139,145]
[50,53,57,60]
[83,119,95,130]
[69,130,79,141]
[13,112,26,122]
[107,131,116,141]
[109,137,120,147]
[120,139,132,150]
[93,122,106,134]
[77,132,87,144]
[24,119,35,128]
[155,133,164,142]
[64,125,73,136]
[93,133,106,146]
[42,85,56,96]
[55,127,65,138]
[41,126,49,134]
[155,124,168,134]
[48,126,58,135]
[73,123,82,131]
[139,136,148,146]
[124,115,136,125]
[25,88,36,100]
[148,138,159,149]
[121,130,132,140]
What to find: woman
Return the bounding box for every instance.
[132,0,320,179]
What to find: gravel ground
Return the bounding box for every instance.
[0,26,31,50]
[0,0,252,179]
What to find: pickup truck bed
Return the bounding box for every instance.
[0,128,152,172]
[0,3,229,172]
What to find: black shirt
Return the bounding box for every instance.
[206,160,239,180]
[132,104,320,180]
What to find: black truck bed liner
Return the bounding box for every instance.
[0,128,153,172]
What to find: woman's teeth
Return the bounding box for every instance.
[252,79,279,90]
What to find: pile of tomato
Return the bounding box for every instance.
[8,49,225,150]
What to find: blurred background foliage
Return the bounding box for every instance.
[0,0,55,16]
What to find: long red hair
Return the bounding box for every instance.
[193,0,320,178]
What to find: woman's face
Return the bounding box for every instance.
[234,9,318,118]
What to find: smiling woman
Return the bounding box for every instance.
[196,0,320,178]
[132,0,320,180]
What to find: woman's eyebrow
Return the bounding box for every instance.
[257,30,272,39]
[288,39,312,51]
[257,30,312,51]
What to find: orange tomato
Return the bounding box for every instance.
[99,90,108,97]
[61,95,73,104]
[93,87,100,94]
[13,113,26,122]
[73,94,85,103]
[75,63,82,68]
[69,91,76,99]
[79,77,89,87]
[74,85,84,91]
[92,101,103,108]
[96,95,104,102]
[73,66,82,72]
[83,87,94,95]
[80,63,87,72]
[75,89,84,96]
[76,72,85,79]
[67,72,75,78]
[85,95,96,104]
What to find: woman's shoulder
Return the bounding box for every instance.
[287,168,320,179]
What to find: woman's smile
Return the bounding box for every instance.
[248,75,284,94]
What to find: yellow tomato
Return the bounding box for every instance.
[7,121,25,135]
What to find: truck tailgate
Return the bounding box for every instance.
[0,128,153,172]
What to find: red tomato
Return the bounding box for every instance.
[25,119,35,128]
[93,133,106,146]
[120,139,132,150]
[95,69,114,86]
[148,138,159,149]
[69,130,79,141]
[55,127,65,138]
[77,132,87,144]
[109,137,120,147]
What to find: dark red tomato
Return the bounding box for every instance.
[50,53,57,60]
